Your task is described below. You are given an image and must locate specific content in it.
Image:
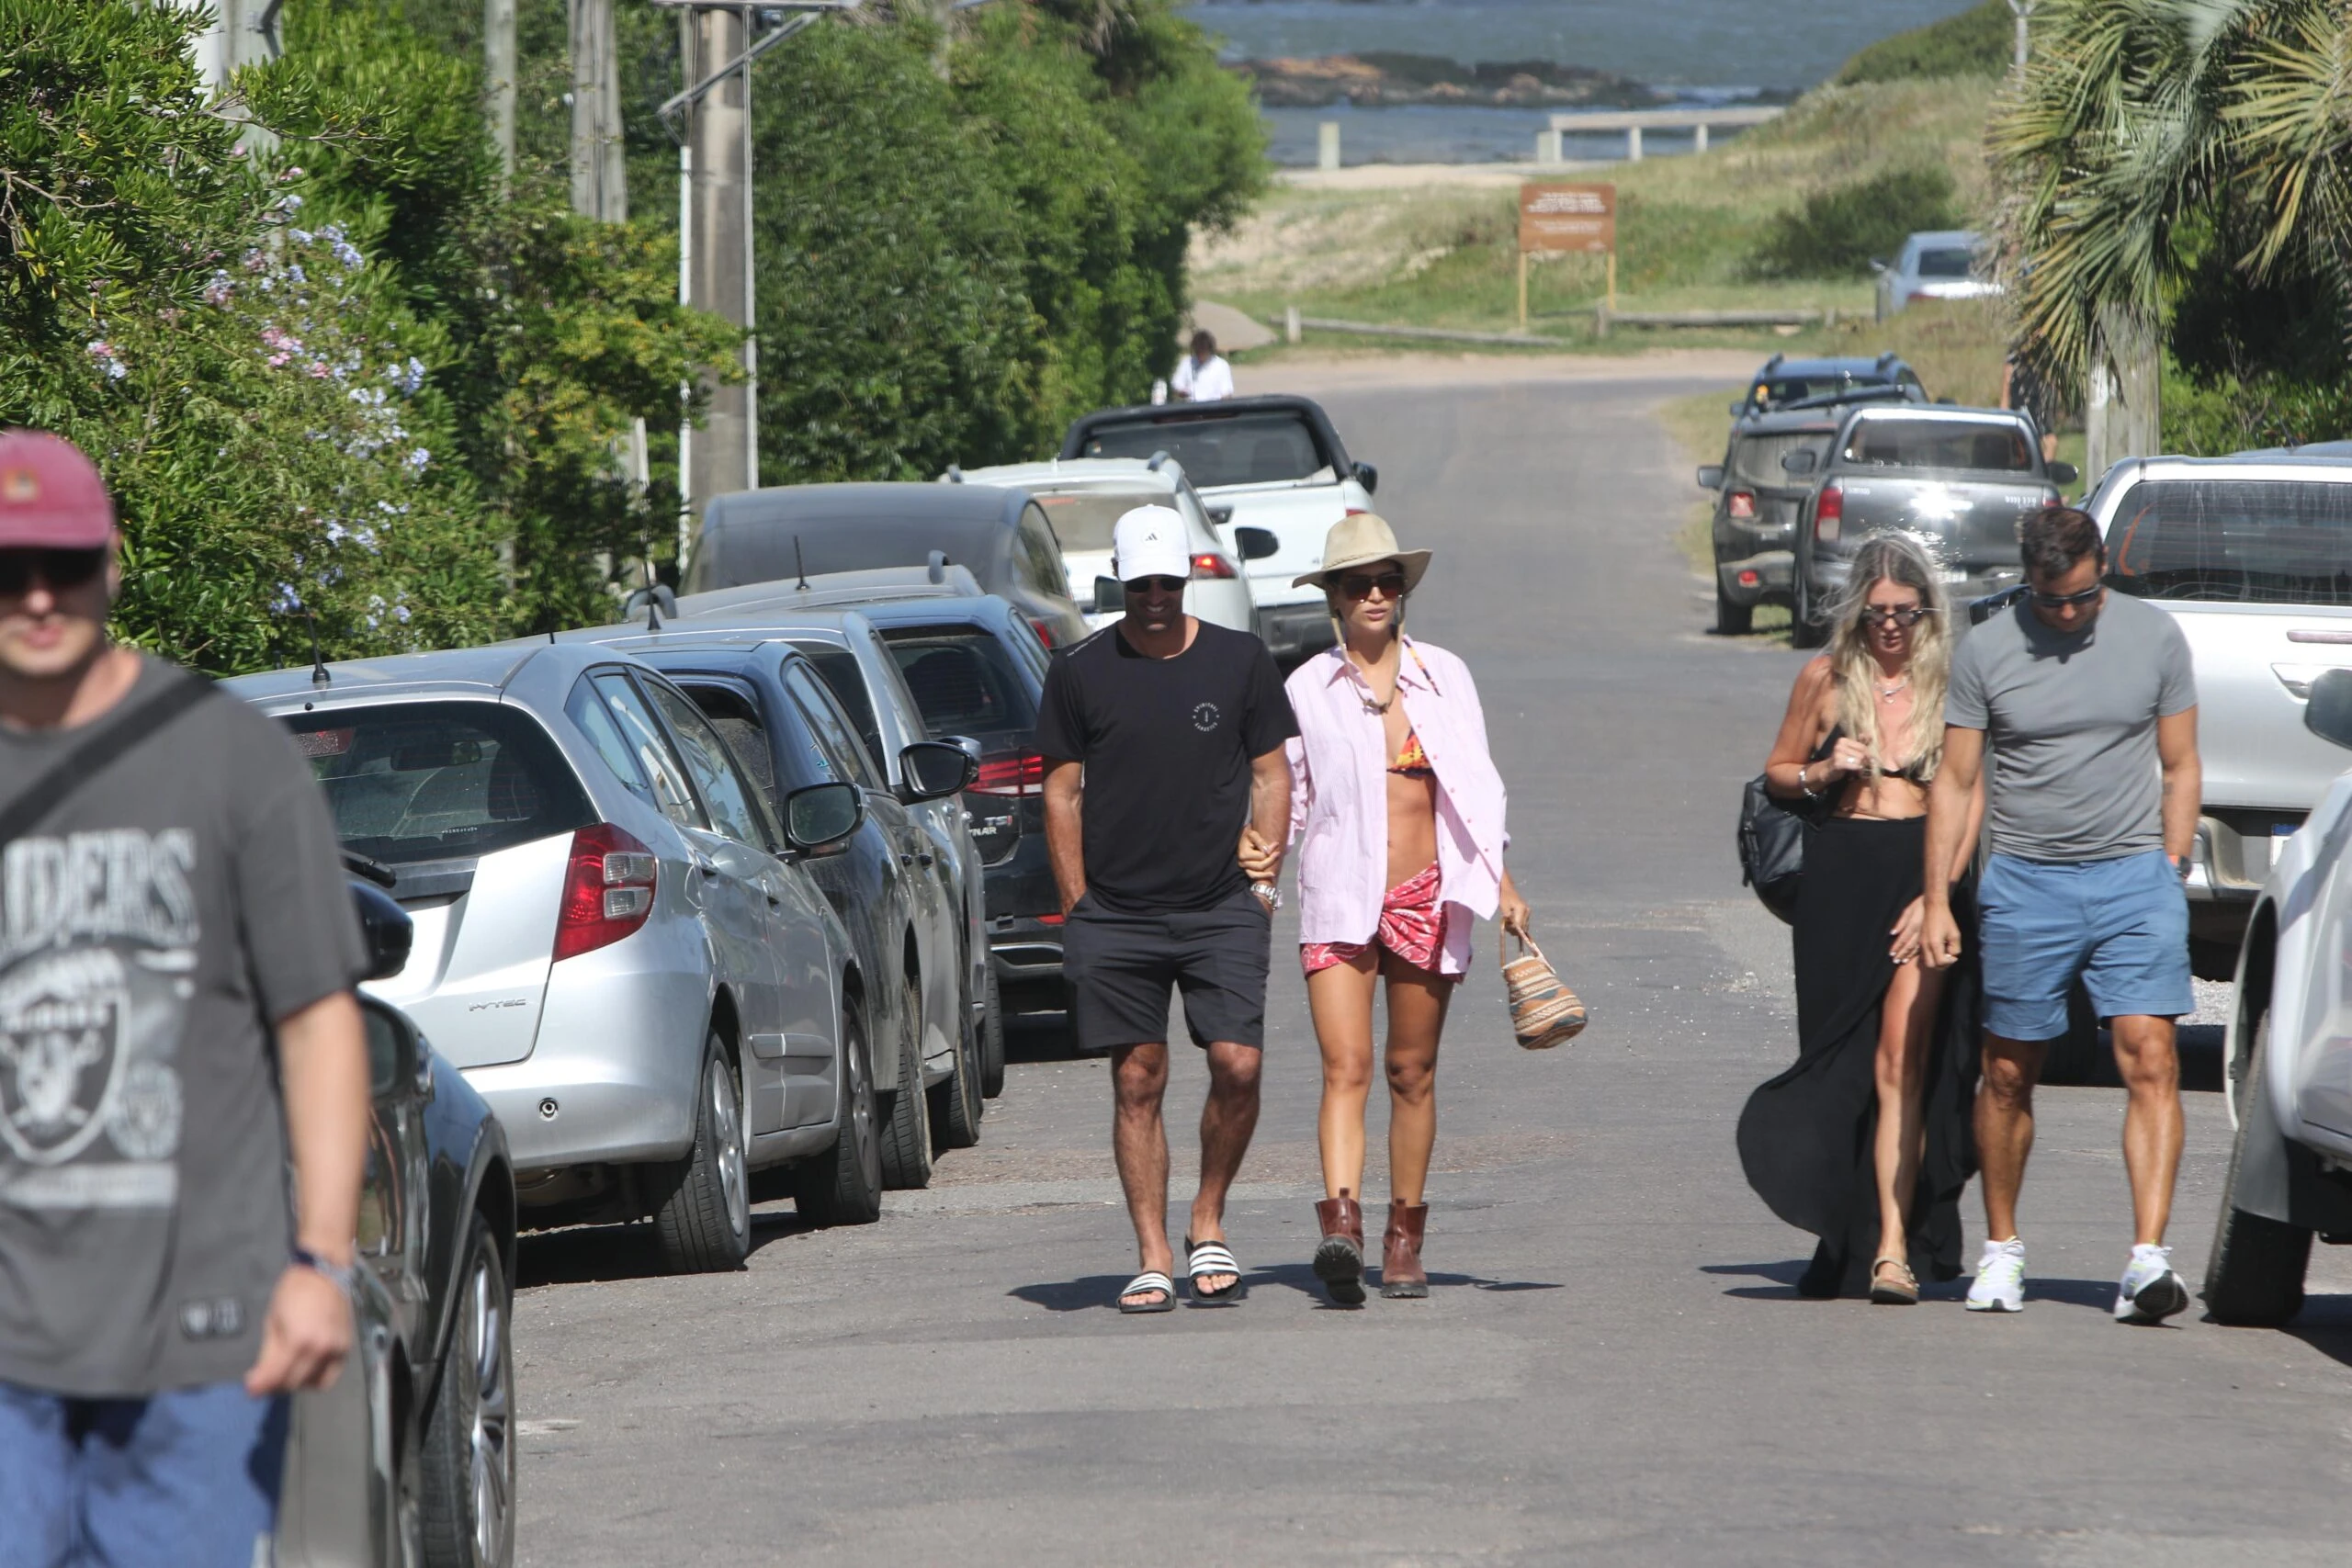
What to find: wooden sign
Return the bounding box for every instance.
[1519,182,1615,254]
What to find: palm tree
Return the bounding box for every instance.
[1989,0,2352,394]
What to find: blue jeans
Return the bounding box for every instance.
[0,1381,288,1568]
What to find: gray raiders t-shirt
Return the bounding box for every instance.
[1946,590,2197,863]
[0,656,366,1396]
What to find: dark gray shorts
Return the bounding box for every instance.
[1061,888,1272,1052]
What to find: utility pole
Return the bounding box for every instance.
[656,2,857,556]
[2007,0,2036,76]
[174,0,280,149]
[682,5,756,524]
[570,0,628,223]
[485,0,518,184]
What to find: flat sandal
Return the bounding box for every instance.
[1868,1256,1918,1306]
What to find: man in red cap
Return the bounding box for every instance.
[0,431,372,1565]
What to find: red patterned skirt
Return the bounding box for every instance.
[1301,863,1447,976]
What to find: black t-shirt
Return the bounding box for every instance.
[1035,620,1297,914]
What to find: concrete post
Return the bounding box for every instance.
[1626,126,1643,163]
[485,0,516,182]
[173,0,279,150]
[2007,0,2036,74]
[570,0,628,222]
[1536,129,1562,165]
[684,5,758,531]
[1693,123,1708,154]
[1284,306,1301,345]
[2084,305,2161,483]
[1317,121,1340,172]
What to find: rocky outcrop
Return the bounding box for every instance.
[1234,53,1664,110]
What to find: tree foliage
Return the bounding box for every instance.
[1747,166,1961,280]
[1990,0,2352,448]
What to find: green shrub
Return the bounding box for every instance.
[1747,165,1960,280]
[1837,1,2012,85]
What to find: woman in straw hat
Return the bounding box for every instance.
[1239,513,1527,1303]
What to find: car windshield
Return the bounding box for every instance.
[283,703,594,866]
[1917,247,1974,279]
[1030,489,1169,551]
[880,628,1039,741]
[1075,412,1332,488]
[1731,430,1832,487]
[1752,374,1889,410]
[2107,479,2352,604]
[1841,419,2032,472]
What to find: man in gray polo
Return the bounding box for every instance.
[1922,505,2200,1321]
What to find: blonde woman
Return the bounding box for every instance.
[1238,513,1527,1304]
[1738,532,1984,1303]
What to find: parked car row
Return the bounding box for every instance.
[253,391,1386,1563]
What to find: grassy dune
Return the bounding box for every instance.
[1202,78,2000,353]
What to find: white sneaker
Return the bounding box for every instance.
[2115,1243,2189,1323]
[1965,1237,2026,1313]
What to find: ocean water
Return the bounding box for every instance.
[1182,0,1985,164]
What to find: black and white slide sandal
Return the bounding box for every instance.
[1185,1237,1246,1305]
[1118,1271,1178,1314]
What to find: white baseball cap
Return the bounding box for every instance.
[1112,505,1190,583]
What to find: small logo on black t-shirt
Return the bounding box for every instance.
[1192,703,1221,732]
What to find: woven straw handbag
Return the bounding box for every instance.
[1501,930,1587,1050]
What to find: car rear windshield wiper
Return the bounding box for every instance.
[1774,384,1915,414]
[341,850,398,889]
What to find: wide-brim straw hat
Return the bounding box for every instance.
[1293,512,1432,592]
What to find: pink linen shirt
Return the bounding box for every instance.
[1283,637,1509,976]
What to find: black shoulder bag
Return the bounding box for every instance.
[0,672,217,847]
[1736,731,1834,925]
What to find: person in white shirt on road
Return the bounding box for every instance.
[1170,331,1234,403]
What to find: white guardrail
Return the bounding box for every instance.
[1538,105,1783,164]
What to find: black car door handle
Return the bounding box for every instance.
[917,852,935,869]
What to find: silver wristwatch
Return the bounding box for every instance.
[1250,881,1280,912]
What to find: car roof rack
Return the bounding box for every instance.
[1767,384,1917,415]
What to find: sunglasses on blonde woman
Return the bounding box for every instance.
[1340,571,1407,601]
[1859,605,1930,628]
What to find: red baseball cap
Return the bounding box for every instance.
[0,430,116,549]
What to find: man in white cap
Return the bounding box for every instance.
[1036,505,1296,1312]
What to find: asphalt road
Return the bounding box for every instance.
[511,361,2352,1566]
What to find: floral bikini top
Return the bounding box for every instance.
[1389,726,1433,779]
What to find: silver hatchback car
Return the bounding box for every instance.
[226,643,871,1272]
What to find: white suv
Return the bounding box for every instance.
[1060,395,1380,665]
[2207,665,2352,1325]
[948,457,1258,637]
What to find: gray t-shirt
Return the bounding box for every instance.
[1946,591,2197,863]
[0,657,366,1396]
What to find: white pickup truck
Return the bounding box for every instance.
[1060,394,1379,666]
[2086,455,2352,976]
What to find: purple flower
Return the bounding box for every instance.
[405,447,431,474]
[273,583,303,613]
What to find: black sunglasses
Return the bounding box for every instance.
[1123,574,1187,595]
[1860,605,1931,628]
[0,547,107,597]
[2030,584,2104,610]
[1339,571,1407,601]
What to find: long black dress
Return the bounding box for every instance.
[1736,809,1981,1298]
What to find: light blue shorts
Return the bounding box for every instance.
[1977,850,2193,1041]
[0,1379,288,1568]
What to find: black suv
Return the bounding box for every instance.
[1697,409,1841,635]
[1730,353,1927,419]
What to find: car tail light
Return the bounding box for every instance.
[554,824,658,963]
[1726,490,1757,520]
[1036,913,1065,926]
[1737,569,1761,587]
[970,751,1045,797]
[1027,617,1056,649]
[1815,483,1844,544]
[1190,552,1237,579]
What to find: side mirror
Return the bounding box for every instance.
[2307,668,2352,750]
[783,781,863,852]
[349,879,413,983]
[1093,574,1127,614]
[1352,460,1379,495]
[1696,464,1724,491]
[899,739,978,802]
[2046,460,2079,487]
[1233,526,1280,562]
[1780,449,1818,476]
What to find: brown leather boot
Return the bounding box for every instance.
[1381,1200,1429,1298]
[1312,1194,1366,1306]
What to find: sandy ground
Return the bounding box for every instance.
[1238,345,1759,394]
